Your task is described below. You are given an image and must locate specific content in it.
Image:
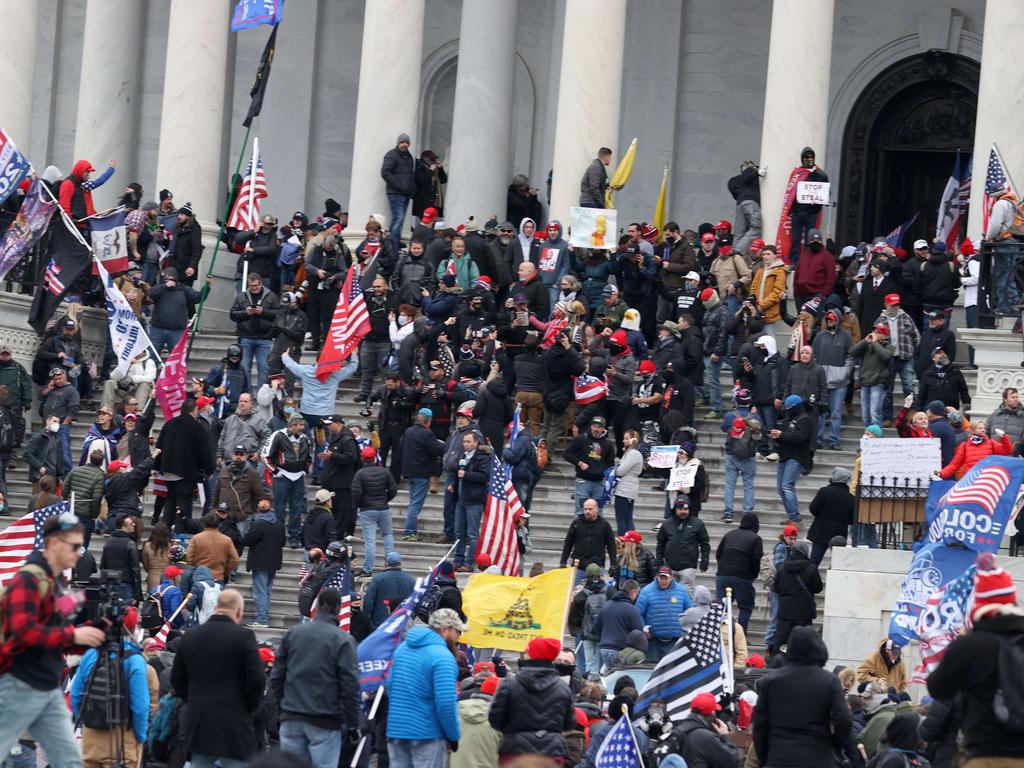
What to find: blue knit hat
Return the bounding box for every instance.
[784,394,803,408]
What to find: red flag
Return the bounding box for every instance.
[775,166,819,264]
[154,327,191,420]
[316,268,370,382]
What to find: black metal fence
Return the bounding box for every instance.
[978,239,1024,325]
[856,476,928,550]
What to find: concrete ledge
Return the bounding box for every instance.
[959,329,1024,416]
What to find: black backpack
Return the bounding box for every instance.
[80,649,139,729]
[415,583,458,623]
[994,633,1024,734]
[140,586,168,631]
[582,588,608,642]
[297,561,328,618]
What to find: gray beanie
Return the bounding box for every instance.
[792,539,812,558]
[831,466,852,484]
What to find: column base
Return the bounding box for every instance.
[958,328,1024,415]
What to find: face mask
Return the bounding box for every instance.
[398,316,410,326]
[935,356,949,367]
[0,503,5,513]
[48,422,60,433]
[283,406,295,415]
[970,435,985,445]
[809,242,823,253]
[554,663,575,676]
[232,459,246,471]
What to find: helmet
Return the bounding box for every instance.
[325,540,347,560]
[226,343,242,359]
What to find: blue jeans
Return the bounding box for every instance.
[883,358,915,421]
[149,326,184,355]
[274,474,307,543]
[57,424,72,477]
[454,501,484,566]
[777,458,803,521]
[240,337,272,389]
[2,742,35,768]
[723,453,756,518]
[388,738,448,768]
[861,384,885,428]
[386,194,408,252]
[764,592,779,649]
[581,639,601,675]
[0,674,82,768]
[817,386,847,447]
[403,477,430,534]
[251,570,275,624]
[280,719,342,767]
[574,477,604,515]
[716,575,756,632]
[755,404,777,455]
[359,508,395,573]
[599,648,619,673]
[613,496,635,536]
[704,355,722,412]
[789,209,817,266]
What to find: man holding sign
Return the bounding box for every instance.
[781,147,828,268]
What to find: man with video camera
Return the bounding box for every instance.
[0,512,106,766]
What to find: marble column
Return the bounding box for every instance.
[966,0,1024,240]
[346,0,426,238]
[758,0,835,245]
[73,0,144,210]
[548,0,627,223]
[0,0,38,149]
[154,0,230,224]
[443,0,520,227]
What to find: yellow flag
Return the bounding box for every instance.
[605,137,638,208]
[652,163,669,243]
[461,568,575,652]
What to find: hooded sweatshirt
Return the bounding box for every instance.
[535,220,570,287]
[680,585,713,632]
[513,218,537,272]
[451,695,501,768]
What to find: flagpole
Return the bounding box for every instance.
[724,588,735,696]
[350,685,385,768]
[240,136,259,289]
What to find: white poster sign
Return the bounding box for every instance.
[667,462,699,492]
[569,206,618,250]
[796,181,830,205]
[859,437,941,486]
[647,445,678,469]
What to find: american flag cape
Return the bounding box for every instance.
[634,602,726,722]
[311,561,355,632]
[227,147,268,232]
[0,502,73,585]
[475,409,525,575]
[912,565,975,684]
[983,143,1015,236]
[316,266,370,382]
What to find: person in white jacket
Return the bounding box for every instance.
[101,350,157,411]
[613,431,644,536]
[958,240,980,368]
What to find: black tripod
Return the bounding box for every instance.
[76,623,131,768]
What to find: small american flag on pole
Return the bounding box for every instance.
[0,502,73,585]
[316,266,370,382]
[982,144,1014,236]
[42,257,65,296]
[475,408,524,576]
[227,145,268,231]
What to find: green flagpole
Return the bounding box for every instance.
[187,122,252,355]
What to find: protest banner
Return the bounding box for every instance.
[647,445,678,469]
[796,181,830,205]
[569,206,618,250]
[154,327,191,420]
[96,259,155,376]
[461,568,574,652]
[859,437,941,486]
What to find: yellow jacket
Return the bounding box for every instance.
[856,639,907,692]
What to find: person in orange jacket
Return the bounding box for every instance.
[939,420,1013,480]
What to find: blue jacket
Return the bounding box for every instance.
[152,578,185,629]
[71,639,150,741]
[503,431,538,488]
[534,222,570,287]
[929,416,957,465]
[614,250,658,297]
[385,626,460,741]
[282,354,358,417]
[364,567,416,627]
[593,591,644,651]
[421,291,459,322]
[636,579,693,639]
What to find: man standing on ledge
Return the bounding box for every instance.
[579,147,612,209]
[382,134,417,253]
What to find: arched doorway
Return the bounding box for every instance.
[838,52,979,246]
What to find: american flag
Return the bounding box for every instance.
[959,155,973,211]
[316,266,370,382]
[575,373,608,405]
[635,602,726,722]
[227,151,268,231]
[444,258,457,277]
[595,710,643,768]
[313,562,355,632]
[884,212,919,249]
[475,409,524,575]
[42,257,65,296]
[941,464,1011,516]
[983,144,1014,235]
[0,502,72,585]
[912,565,975,684]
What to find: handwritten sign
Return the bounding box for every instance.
[796,181,830,206]
[647,445,678,469]
[667,461,699,492]
[859,437,940,487]
[569,206,618,250]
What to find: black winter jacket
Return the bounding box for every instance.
[776,406,814,469]
[168,222,203,280]
[772,549,822,621]
[560,515,616,571]
[543,344,584,411]
[301,505,337,553]
[918,253,960,307]
[229,288,279,340]
[473,378,514,451]
[320,428,359,491]
[918,365,970,410]
[488,661,576,757]
[156,414,215,482]
[808,482,855,544]
[148,283,200,330]
[564,432,616,481]
[752,627,852,768]
[351,465,398,510]
[455,449,490,505]
[401,424,445,479]
[243,515,285,572]
[364,567,416,627]
[381,147,416,197]
[103,456,154,518]
[727,166,760,204]
[656,514,710,571]
[100,530,141,599]
[370,383,414,428]
[715,517,763,580]
[676,713,743,768]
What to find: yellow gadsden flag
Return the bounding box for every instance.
[461,568,575,652]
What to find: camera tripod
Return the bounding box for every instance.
[75,623,132,768]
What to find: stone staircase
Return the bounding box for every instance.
[0,321,980,651]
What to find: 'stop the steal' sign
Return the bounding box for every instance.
[796,181,830,206]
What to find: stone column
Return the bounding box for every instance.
[73,0,145,210]
[967,0,1024,239]
[443,0,520,226]
[758,0,835,244]
[548,0,627,223]
[346,0,426,237]
[155,0,230,224]
[0,0,38,149]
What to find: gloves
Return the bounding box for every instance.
[447,740,459,753]
[346,728,361,745]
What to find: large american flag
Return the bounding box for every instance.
[983,144,1014,235]
[475,408,524,576]
[42,257,65,296]
[0,502,72,585]
[316,266,370,382]
[634,602,726,722]
[958,155,973,213]
[912,565,975,684]
[941,464,1011,516]
[227,151,268,231]
[595,710,643,768]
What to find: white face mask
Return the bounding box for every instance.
[48,422,60,433]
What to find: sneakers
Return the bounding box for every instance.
[358,570,373,579]
[706,411,719,420]
[401,532,421,542]
[789,515,803,524]
[288,539,301,549]
[246,622,268,629]
[720,513,734,523]
[433,534,456,545]
[765,452,779,462]
[354,393,368,403]
[829,443,841,451]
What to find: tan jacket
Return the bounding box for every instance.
[722,620,749,668]
[141,542,171,591]
[752,263,788,323]
[856,639,908,692]
[186,528,240,582]
[710,253,752,294]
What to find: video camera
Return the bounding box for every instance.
[80,570,131,631]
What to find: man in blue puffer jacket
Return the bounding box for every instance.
[386,608,463,767]
[635,566,694,661]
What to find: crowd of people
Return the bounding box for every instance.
[0,139,1021,768]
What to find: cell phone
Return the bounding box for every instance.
[516,310,529,326]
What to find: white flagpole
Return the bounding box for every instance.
[993,142,1019,197]
[724,588,735,696]
[241,136,259,287]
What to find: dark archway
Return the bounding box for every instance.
[838,52,979,246]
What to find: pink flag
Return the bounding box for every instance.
[154,327,191,420]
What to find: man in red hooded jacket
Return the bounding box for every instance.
[58,159,116,229]
[793,227,836,313]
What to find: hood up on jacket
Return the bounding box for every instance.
[625,629,649,652]
[756,334,778,358]
[785,625,828,666]
[885,712,922,751]
[739,513,760,532]
[71,159,95,180]
[518,218,536,254]
[458,695,493,724]
[680,586,712,631]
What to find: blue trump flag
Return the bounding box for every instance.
[0,129,31,206]
[231,0,283,31]
[888,541,976,646]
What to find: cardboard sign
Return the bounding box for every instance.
[859,437,940,488]
[796,181,830,205]
[569,206,618,250]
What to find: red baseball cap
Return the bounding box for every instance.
[360,446,377,461]
[783,524,799,537]
[638,360,656,375]
[107,460,130,472]
[609,329,628,347]
[873,323,890,336]
[420,207,438,225]
[750,238,765,252]
[691,692,722,715]
[618,530,642,544]
[196,395,216,409]
[713,219,732,232]
[163,565,184,579]
[746,654,767,668]
[729,417,746,438]
[883,293,901,306]
[701,232,716,243]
